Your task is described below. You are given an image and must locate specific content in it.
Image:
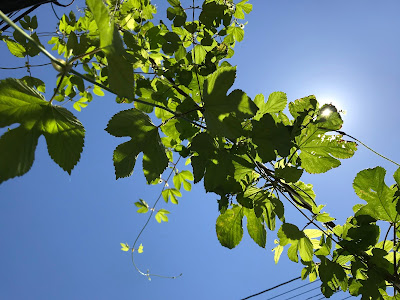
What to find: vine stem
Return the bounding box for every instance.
[130,157,183,280]
[382,223,393,251]
[394,222,398,296]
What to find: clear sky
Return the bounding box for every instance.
[1,1,400,299]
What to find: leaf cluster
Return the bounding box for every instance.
[1,1,399,299]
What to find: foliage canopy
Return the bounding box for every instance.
[1,1,400,299]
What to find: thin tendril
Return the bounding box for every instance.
[130,157,183,280]
[0,62,52,69]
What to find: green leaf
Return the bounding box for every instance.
[0,127,39,183]
[134,199,149,213]
[244,208,266,248]
[162,188,182,204]
[199,2,227,29]
[155,209,170,223]
[254,92,287,120]
[42,105,85,173]
[73,97,88,111]
[275,166,303,183]
[318,257,348,294]
[272,243,284,264]
[288,181,316,211]
[353,167,398,222]
[315,104,343,131]
[298,236,314,262]
[5,39,26,57]
[235,0,253,19]
[216,205,244,249]
[105,109,168,183]
[167,0,187,27]
[162,31,181,55]
[189,132,217,183]
[232,155,258,184]
[315,212,335,223]
[203,152,243,195]
[87,0,134,99]
[20,76,45,93]
[251,114,292,163]
[227,26,244,42]
[93,85,104,96]
[120,243,130,252]
[315,235,332,256]
[298,131,357,174]
[192,45,207,65]
[278,223,313,262]
[289,95,318,119]
[203,66,258,139]
[0,78,85,183]
[173,170,193,191]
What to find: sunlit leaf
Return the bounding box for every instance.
[235,0,253,19]
[216,205,244,249]
[134,199,149,213]
[120,243,130,252]
[298,131,357,174]
[278,223,313,262]
[0,78,85,183]
[254,92,287,121]
[203,66,258,139]
[244,208,266,248]
[105,109,168,183]
[353,167,398,222]
[173,170,193,191]
[162,188,182,204]
[155,209,170,223]
[87,0,134,99]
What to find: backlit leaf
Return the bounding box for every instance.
[203,66,258,139]
[120,243,130,252]
[87,0,134,99]
[0,78,85,183]
[216,205,244,249]
[105,109,168,183]
[134,199,149,213]
[173,170,194,191]
[162,188,182,204]
[244,208,266,247]
[155,209,170,223]
[5,39,26,57]
[353,167,398,222]
[278,223,313,262]
[298,131,356,174]
[254,92,287,121]
[235,0,253,19]
[251,114,292,163]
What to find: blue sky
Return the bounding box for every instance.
[1,1,400,299]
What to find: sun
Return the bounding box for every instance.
[320,106,334,117]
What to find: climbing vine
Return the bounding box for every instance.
[0,1,399,298]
